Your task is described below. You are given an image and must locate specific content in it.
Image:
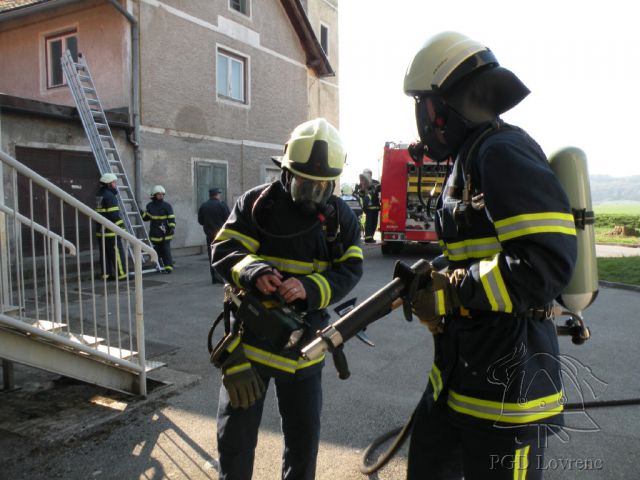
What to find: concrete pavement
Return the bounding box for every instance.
[1,244,639,479]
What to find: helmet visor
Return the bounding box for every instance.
[290,175,333,208]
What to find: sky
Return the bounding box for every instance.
[338,0,640,183]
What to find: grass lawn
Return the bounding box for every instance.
[598,256,640,285]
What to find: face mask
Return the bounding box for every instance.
[289,174,333,214]
[415,96,469,162]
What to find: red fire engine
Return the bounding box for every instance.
[379,142,449,254]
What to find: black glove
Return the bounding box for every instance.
[412,269,464,334]
[220,340,265,409]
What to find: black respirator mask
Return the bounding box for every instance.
[415,95,469,163]
[282,170,334,215]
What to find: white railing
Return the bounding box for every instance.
[0,149,157,395]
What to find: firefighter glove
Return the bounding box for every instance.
[220,341,265,409]
[411,269,464,334]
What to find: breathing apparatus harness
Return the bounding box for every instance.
[208,180,344,365]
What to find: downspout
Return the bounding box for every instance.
[109,0,142,206]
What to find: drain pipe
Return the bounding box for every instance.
[109,0,142,206]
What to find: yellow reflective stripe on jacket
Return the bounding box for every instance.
[444,236,502,261]
[479,253,513,313]
[335,245,364,262]
[243,343,325,373]
[216,228,260,253]
[144,214,170,220]
[96,206,120,213]
[447,389,564,424]
[227,336,240,353]
[262,255,314,275]
[429,363,443,401]
[96,232,116,237]
[308,273,331,309]
[438,240,450,259]
[115,219,124,226]
[231,254,262,287]
[514,445,530,480]
[494,212,576,241]
[313,259,330,272]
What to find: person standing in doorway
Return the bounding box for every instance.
[142,185,176,273]
[198,187,230,284]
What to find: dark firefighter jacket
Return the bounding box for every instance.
[95,185,124,236]
[356,180,381,212]
[142,199,176,243]
[198,197,230,238]
[430,123,577,433]
[212,181,364,379]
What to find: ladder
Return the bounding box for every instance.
[61,50,158,269]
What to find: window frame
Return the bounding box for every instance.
[320,23,329,57]
[45,29,78,89]
[216,47,249,105]
[229,0,251,18]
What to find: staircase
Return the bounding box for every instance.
[0,149,159,395]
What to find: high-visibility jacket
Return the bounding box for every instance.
[431,123,577,432]
[95,185,124,236]
[142,199,176,243]
[212,181,363,379]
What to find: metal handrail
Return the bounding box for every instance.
[0,150,157,263]
[0,204,76,255]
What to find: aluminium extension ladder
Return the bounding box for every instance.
[61,50,160,271]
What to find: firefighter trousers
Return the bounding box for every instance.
[216,370,322,480]
[152,240,173,272]
[98,236,127,280]
[364,209,379,243]
[407,393,546,480]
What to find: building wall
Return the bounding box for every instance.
[137,0,321,249]
[306,0,339,126]
[0,1,130,111]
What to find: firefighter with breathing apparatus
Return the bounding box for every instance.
[142,185,176,273]
[400,32,579,478]
[210,118,363,480]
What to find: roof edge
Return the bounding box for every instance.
[280,0,335,77]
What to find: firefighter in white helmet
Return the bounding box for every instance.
[95,172,127,281]
[403,32,577,478]
[142,185,176,273]
[211,118,363,479]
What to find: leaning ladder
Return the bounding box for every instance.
[61,50,158,269]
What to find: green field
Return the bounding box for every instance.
[594,201,640,215]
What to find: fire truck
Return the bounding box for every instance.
[379,142,449,255]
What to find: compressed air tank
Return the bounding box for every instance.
[549,147,598,315]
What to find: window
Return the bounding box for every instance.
[320,24,329,56]
[230,0,250,16]
[46,30,78,88]
[216,49,247,103]
[195,161,228,210]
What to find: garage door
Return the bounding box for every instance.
[15,147,100,253]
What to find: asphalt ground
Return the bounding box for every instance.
[1,242,639,479]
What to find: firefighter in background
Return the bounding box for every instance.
[211,118,363,480]
[198,187,230,284]
[95,173,127,281]
[142,185,176,273]
[403,32,577,479]
[355,168,381,243]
